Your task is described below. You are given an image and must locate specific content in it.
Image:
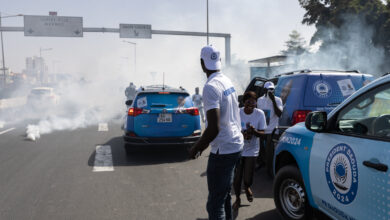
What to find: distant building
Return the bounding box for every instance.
[23,56,48,84]
[249,55,294,79]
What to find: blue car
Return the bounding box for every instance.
[273,74,390,219]
[260,70,374,176]
[123,85,201,153]
[275,70,374,127]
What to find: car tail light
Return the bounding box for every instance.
[192,129,201,136]
[127,132,137,137]
[186,107,199,116]
[292,110,311,125]
[128,108,143,117]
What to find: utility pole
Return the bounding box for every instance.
[207,0,209,45]
[122,41,137,75]
[0,12,23,88]
[1,12,6,88]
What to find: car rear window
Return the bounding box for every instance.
[134,92,191,108]
[31,89,52,95]
[303,75,371,107]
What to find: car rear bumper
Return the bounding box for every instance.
[123,133,200,146]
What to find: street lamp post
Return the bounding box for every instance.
[0,12,23,88]
[122,41,137,75]
[207,0,209,45]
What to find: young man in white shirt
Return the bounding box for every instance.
[256,81,283,175]
[233,91,266,210]
[189,45,244,220]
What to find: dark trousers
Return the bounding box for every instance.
[257,134,272,165]
[206,151,241,220]
[233,156,256,198]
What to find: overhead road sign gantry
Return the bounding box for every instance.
[1,18,231,65]
[24,15,83,37]
[120,24,151,39]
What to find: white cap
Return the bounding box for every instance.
[264,81,275,89]
[200,45,221,71]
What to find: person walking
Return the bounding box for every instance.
[232,91,266,210]
[189,45,244,220]
[256,81,283,175]
[125,82,137,102]
[192,87,205,122]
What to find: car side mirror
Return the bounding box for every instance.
[305,111,327,132]
[126,100,133,106]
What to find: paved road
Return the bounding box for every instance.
[0,120,281,220]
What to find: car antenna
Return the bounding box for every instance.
[163,72,165,90]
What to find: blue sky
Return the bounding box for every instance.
[1,0,315,91]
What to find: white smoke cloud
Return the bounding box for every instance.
[290,15,386,77]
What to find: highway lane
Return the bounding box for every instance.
[0,120,281,220]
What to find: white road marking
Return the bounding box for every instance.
[0,121,4,129]
[0,127,15,135]
[98,123,108,131]
[93,145,114,172]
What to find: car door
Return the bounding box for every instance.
[309,82,390,220]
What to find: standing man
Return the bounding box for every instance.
[125,82,137,102]
[189,45,244,220]
[192,87,205,122]
[256,81,283,176]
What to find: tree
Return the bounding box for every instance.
[281,30,308,56]
[298,0,390,72]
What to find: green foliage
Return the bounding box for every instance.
[298,0,390,70]
[281,30,308,56]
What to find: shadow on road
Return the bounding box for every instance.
[246,208,282,220]
[88,136,191,167]
[250,168,274,199]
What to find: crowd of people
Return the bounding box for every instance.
[189,45,283,220]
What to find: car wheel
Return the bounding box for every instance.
[274,165,312,220]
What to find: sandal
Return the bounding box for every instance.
[232,198,241,210]
[245,188,253,202]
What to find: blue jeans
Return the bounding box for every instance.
[206,151,241,220]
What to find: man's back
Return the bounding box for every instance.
[203,72,243,154]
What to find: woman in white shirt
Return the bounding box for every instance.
[233,91,266,210]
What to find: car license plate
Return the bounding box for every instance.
[157,113,172,123]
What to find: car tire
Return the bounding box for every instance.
[274,165,313,220]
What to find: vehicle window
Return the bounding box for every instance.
[275,79,293,105]
[254,81,264,87]
[134,93,191,108]
[31,89,51,95]
[336,83,390,140]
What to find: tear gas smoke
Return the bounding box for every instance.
[289,15,386,77]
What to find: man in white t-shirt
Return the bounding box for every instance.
[189,45,244,220]
[192,87,205,122]
[256,81,283,175]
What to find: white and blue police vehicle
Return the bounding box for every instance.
[273,74,390,220]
